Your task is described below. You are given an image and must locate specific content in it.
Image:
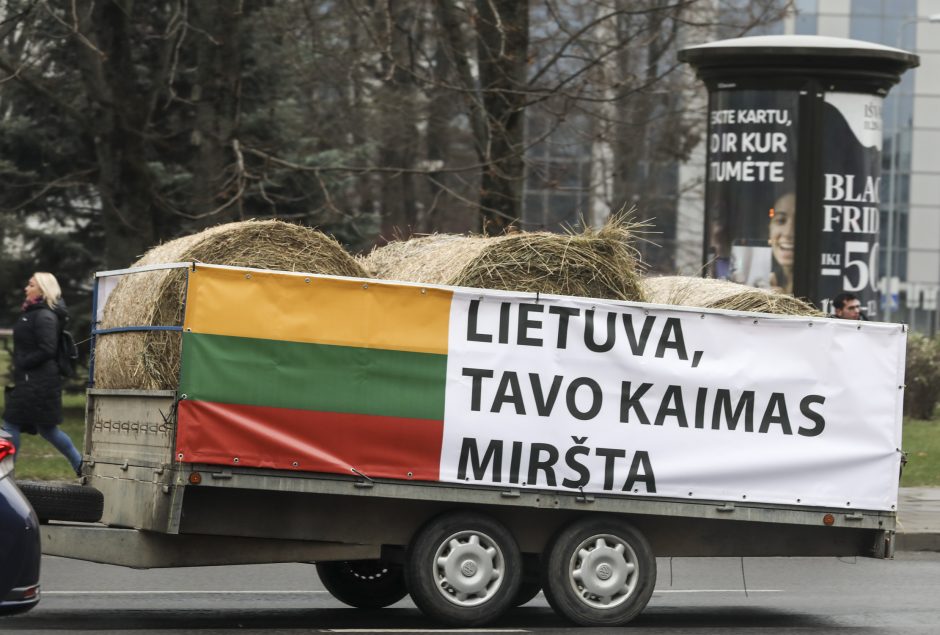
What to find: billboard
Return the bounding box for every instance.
[704,88,883,316]
[705,90,799,294]
[817,93,883,315]
[176,265,905,511]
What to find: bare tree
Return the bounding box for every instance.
[475,0,529,232]
[0,0,792,276]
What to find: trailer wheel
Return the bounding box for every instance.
[406,511,522,626]
[513,580,542,607]
[17,481,103,523]
[513,554,542,606]
[316,559,408,608]
[541,517,655,626]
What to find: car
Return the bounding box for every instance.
[0,430,41,615]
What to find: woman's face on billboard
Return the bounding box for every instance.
[770,192,796,267]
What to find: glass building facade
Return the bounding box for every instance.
[779,0,939,330]
[521,1,940,330]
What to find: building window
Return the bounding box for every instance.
[794,0,818,35]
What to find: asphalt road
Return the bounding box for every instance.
[2,552,938,634]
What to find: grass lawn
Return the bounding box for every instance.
[2,348,939,486]
[899,418,940,486]
[11,394,85,480]
[1,347,86,481]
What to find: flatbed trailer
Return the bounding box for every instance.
[41,263,907,627]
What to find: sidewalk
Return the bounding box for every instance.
[896,487,940,552]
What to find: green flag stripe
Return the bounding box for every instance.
[179,332,446,421]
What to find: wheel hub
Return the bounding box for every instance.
[460,559,478,577]
[580,544,627,594]
[569,535,639,609]
[433,531,505,607]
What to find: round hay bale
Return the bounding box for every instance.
[359,234,485,285]
[95,219,367,390]
[361,219,646,302]
[641,276,823,316]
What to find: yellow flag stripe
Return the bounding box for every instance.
[182,266,452,355]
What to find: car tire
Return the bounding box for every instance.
[513,579,542,607]
[16,481,103,523]
[316,559,408,608]
[541,516,655,626]
[405,511,522,627]
[513,553,542,606]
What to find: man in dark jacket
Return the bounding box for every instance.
[2,272,82,476]
[833,292,864,320]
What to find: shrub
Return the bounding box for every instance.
[904,332,940,420]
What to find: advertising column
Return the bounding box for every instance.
[680,36,917,320]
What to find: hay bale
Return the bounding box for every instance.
[641,276,823,316]
[95,219,367,390]
[361,219,646,302]
[360,234,482,285]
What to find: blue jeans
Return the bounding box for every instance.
[2,419,82,474]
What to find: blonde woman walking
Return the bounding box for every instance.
[2,272,82,475]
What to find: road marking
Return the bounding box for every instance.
[326,631,529,633]
[43,589,781,596]
[42,590,330,595]
[655,589,781,593]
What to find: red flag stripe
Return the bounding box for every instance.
[177,400,443,481]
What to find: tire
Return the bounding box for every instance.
[405,511,522,627]
[513,554,542,606]
[316,559,408,609]
[541,516,655,626]
[513,579,542,607]
[16,481,103,523]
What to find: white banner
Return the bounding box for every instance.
[439,291,906,511]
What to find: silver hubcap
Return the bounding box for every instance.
[568,534,639,609]
[433,530,504,607]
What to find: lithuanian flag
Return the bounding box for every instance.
[177,265,452,481]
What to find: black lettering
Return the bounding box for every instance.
[530,373,562,416]
[549,306,580,349]
[695,386,708,429]
[527,443,558,486]
[585,310,616,352]
[492,371,525,415]
[712,389,754,431]
[567,377,602,420]
[462,367,494,411]
[759,393,792,434]
[620,381,652,425]
[457,438,503,481]
[655,385,688,427]
[467,299,492,342]
[798,395,826,437]
[621,314,655,355]
[655,317,688,360]
[562,446,591,488]
[509,441,523,483]
[499,302,511,344]
[623,451,656,492]
[517,303,544,346]
[596,447,626,490]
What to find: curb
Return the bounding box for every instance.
[897,487,940,553]
[896,532,940,553]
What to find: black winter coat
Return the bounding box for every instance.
[2,300,67,429]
